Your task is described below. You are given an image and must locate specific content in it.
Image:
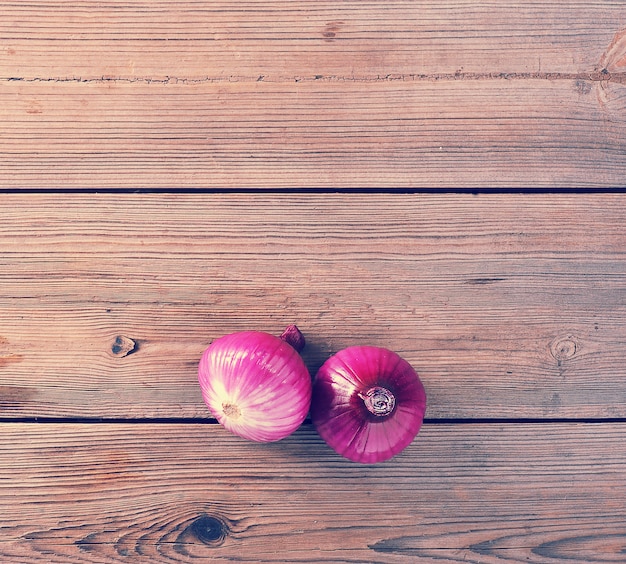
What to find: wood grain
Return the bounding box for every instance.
[1,1,625,188]
[1,193,625,420]
[2,4,624,562]
[1,422,624,563]
[1,1,622,79]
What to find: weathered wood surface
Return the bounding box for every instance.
[2,2,626,562]
[1,194,625,420]
[1,1,625,187]
[1,194,624,562]
[1,422,625,563]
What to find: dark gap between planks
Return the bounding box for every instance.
[1,417,625,425]
[1,187,626,195]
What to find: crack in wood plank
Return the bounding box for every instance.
[2,70,625,84]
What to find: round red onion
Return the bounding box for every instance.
[198,325,312,442]
[311,345,427,464]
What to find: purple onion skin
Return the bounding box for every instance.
[311,346,427,464]
[198,328,312,442]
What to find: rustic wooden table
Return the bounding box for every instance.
[1,2,625,563]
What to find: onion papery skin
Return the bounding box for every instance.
[311,346,427,464]
[198,330,312,442]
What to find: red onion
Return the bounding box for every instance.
[311,346,427,464]
[198,325,312,442]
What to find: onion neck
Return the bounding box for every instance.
[360,386,396,417]
[280,324,305,353]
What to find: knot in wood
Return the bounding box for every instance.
[111,335,137,357]
[550,335,579,361]
[187,514,229,546]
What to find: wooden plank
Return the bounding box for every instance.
[1,193,625,419]
[0,422,624,562]
[1,78,625,188]
[1,1,623,79]
[1,1,625,188]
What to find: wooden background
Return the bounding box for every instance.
[1,0,626,188]
[1,2,626,563]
